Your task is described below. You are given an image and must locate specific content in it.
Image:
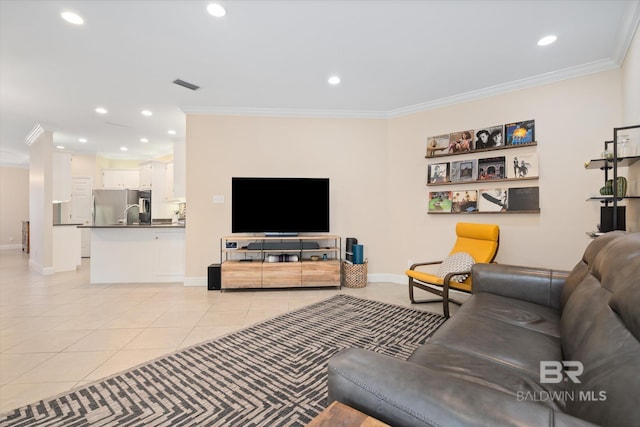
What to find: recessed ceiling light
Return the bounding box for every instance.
[537,35,557,46]
[56,145,65,149]
[61,11,84,25]
[95,107,108,114]
[140,138,149,143]
[207,3,226,17]
[141,110,153,117]
[78,138,87,143]
[168,130,177,135]
[328,76,341,85]
[120,146,128,152]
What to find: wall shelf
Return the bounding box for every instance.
[426,176,538,187]
[425,142,537,159]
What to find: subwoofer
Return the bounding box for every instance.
[208,264,221,290]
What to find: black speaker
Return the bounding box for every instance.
[208,264,221,290]
[600,206,626,232]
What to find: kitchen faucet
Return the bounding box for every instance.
[122,204,140,225]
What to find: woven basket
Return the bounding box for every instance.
[342,260,368,288]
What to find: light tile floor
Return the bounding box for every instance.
[0,249,453,413]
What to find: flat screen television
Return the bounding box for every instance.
[232,177,330,235]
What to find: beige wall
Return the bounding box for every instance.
[0,166,29,248]
[387,69,622,273]
[622,26,640,231]
[185,69,625,281]
[185,116,389,278]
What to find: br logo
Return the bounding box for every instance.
[540,361,584,384]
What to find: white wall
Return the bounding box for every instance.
[28,129,54,274]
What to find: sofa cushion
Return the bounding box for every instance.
[429,306,562,379]
[462,292,561,338]
[408,344,566,412]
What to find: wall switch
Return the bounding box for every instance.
[213,195,225,204]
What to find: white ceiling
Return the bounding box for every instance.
[1,0,639,166]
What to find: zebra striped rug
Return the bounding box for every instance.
[0,295,446,426]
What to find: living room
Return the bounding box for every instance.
[1,1,639,425]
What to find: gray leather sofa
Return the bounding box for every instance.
[327,231,639,426]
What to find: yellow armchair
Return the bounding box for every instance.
[406,222,500,318]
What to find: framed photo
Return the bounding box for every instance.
[448,130,474,153]
[428,191,452,213]
[505,120,535,145]
[507,153,538,178]
[225,241,238,250]
[478,156,506,180]
[479,189,507,212]
[451,190,478,213]
[450,159,478,182]
[428,162,449,183]
[426,134,450,157]
[474,125,504,150]
[507,187,540,211]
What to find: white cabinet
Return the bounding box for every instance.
[138,161,172,219]
[52,152,72,202]
[166,162,174,200]
[102,169,140,189]
[155,230,185,276]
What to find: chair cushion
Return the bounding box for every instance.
[437,252,475,283]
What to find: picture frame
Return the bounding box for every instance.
[426,134,450,157]
[428,162,450,184]
[225,241,238,250]
[506,153,538,178]
[450,159,478,182]
[478,156,506,180]
[448,130,474,153]
[507,187,540,211]
[479,189,507,212]
[505,120,535,145]
[474,125,504,150]
[451,190,478,213]
[428,191,452,213]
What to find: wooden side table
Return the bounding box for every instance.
[307,401,389,427]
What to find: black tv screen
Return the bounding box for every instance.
[232,177,330,234]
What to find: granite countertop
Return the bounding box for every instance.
[54,223,83,226]
[78,223,185,229]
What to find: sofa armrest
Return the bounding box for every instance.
[472,263,569,309]
[328,348,595,427]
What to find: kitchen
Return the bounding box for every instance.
[49,143,187,284]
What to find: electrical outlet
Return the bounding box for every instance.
[9,236,14,242]
[408,259,414,268]
[213,195,225,204]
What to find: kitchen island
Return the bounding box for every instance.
[79,224,185,284]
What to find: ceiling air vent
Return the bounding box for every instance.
[173,79,200,91]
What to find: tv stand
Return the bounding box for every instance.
[221,235,341,289]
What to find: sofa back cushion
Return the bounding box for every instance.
[560,232,640,426]
[560,231,624,309]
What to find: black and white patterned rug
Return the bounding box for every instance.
[0,294,446,427]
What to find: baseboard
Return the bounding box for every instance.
[368,273,406,284]
[0,244,22,250]
[28,259,55,275]
[183,276,207,287]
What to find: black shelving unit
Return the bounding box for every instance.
[585,125,640,231]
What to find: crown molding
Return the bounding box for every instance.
[24,123,45,146]
[613,0,640,64]
[387,58,620,118]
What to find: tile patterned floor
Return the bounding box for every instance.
[0,249,452,413]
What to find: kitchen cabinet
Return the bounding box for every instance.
[155,230,185,276]
[138,161,172,219]
[172,140,186,199]
[102,169,140,189]
[52,152,72,202]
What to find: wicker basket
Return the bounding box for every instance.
[342,260,368,288]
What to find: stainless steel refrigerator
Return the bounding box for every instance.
[92,189,139,225]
